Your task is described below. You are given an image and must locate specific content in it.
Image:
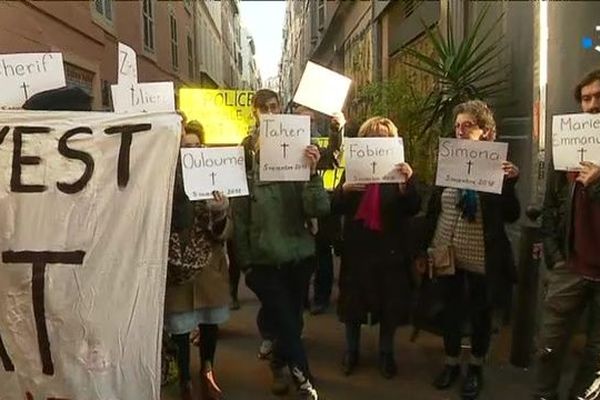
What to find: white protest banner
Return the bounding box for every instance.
[552,113,600,170]
[259,114,311,181]
[0,110,181,400]
[111,82,175,113]
[435,138,508,194]
[293,61,352,117]
[0,53,66,107]
[180,146,249,200]
[118,42,138,85]
[344,137,405,183]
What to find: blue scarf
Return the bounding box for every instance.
[457,189,478,222]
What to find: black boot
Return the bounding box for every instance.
[433,364,460,390]
[341,351,358,376]
[461,364,483,399]
[378,353,397,380]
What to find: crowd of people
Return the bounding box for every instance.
[18,69,600,400]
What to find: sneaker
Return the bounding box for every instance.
[258,339,273,360]
[341,351,358,376]
[291,367,318,400]
[270,364,289,396]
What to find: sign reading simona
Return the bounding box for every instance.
[0,110,181,400]
[259,114,311,182]
[552,112,600,170]
[180,146,249,200]
[344,137,405,183]
[435,138,508,194]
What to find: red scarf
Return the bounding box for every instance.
[354,184,382,231]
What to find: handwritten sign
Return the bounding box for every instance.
[344,137,405,183]
[435,138,508,194]
[111,82,175,113]
[179,88,255,145]
[293,61,352,117]
[259,114,311,181]
[552,113,600,170]
[118,42,138,85]
[180,146,249,200]
[0,110,181,399]
[0,53,66,107]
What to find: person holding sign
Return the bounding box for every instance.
[420,100,520,399]
[331,117,420,379]
[535,70,600,400]
[232,89,329,400]
[164,122,231,400]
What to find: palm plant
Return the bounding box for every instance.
[402,4,507,135]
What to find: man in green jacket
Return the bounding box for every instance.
[535,70,600,400]
[232,90,330,400]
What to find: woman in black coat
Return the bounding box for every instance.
[332,117,421,379]
[421,100,520,399]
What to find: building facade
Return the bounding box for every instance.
[240,26,261,90]
[0,0,256,110]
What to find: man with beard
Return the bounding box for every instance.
[535,70,600,400]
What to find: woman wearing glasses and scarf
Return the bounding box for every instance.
[421,100,520,399]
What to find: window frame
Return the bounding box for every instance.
[142,0,155,53]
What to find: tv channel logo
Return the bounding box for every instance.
[582,26,600,52]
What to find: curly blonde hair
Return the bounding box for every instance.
[358,116,399,137]
[453,100,496,140]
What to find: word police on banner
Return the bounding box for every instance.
[259,114,311,182]
[179,88,255,145]
[552,113,600,170]
[344,137,405,183]
[0,53,66,107]
[293,61,352,117]
[0,110,180,400]
[180,146,249,200]
[435,138,508,194]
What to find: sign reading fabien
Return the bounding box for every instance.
[436,138,508,194]
[344,137,405,183]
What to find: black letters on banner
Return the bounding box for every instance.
[0,126,9,145]
[0,331,15,372]
[104,124,152,188]
[1,251,85,376]
[11,126,51,193]
[57,127,95,194]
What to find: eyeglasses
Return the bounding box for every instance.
[257,102,280,114]
[455,120,479,131]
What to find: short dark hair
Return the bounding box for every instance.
[22,86,92,111]
[574,69,600,103]
[252,89,279,110]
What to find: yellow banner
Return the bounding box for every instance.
[179,88,255,145]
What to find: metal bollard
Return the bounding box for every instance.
[510,205,542,368]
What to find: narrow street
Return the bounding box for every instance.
[162,274,535,400]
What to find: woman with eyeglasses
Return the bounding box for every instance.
[164,121,231,400]
[420,100,520,399]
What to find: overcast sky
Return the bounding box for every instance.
[239,0,287,82]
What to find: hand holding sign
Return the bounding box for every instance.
[304,144,321,174]
[577,161,600,187]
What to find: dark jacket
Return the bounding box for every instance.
[422,178,521,309]
[541,166,600,269]
[332,176,421,325]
